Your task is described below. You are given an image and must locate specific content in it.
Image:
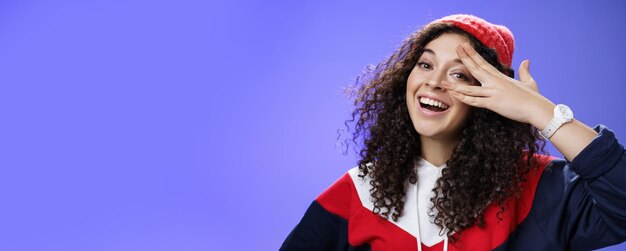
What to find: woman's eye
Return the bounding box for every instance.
[451,72,468,81]
[418,62,431,69]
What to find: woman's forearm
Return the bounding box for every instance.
[530,101,598,162]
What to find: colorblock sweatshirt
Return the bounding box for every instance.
[280,125,626,251]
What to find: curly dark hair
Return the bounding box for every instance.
[342,22,546,242]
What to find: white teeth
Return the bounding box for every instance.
[419,97,449,109]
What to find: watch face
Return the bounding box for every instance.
[557,104,574,120]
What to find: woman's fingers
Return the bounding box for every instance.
[456,44,484,77]
[450,91,487,108]
[458,43,502,78]
[518,60,539,92]
[442,81,492,97]
[518,60,532,82]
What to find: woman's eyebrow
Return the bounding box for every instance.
[423,48,463,64]
[423,48,435,55]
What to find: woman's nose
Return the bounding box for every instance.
[425,80,445,91]
[424,70,447,90]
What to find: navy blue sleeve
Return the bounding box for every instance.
[280,200,371,251]
[280,201,344,251]
[280,201,370,251]
[530,125,626,250]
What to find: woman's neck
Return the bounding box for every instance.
[419,136,459,167]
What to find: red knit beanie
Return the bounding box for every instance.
[430,14,514,67]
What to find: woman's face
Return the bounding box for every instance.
[406,32,479,142]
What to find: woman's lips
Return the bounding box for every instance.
[418,95,450,108]
[417,95,450,117]
[418,103,450,116]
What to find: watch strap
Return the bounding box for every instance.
[540,118,563,139]
[540,104,572,140]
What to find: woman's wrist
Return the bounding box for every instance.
[528,97,556,131]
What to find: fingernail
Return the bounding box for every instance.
[457,45,467,56]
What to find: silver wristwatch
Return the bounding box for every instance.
[540,104,573,139]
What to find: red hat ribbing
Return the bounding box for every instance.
[431,14,514,67]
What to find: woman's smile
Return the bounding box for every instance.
[417,95,450,116]
[406,32,477,141]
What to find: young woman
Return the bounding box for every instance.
[280,14,626,251]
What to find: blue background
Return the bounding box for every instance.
[1,0,625,250]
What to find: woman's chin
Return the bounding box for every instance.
[414,127,442,139]
[414,124,462,142]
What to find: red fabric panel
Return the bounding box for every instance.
[315,154,554,250]
[427,154,555,250]
[316,173,355,220]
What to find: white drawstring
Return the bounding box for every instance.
[415,183,423,251]
[415,180,449,251]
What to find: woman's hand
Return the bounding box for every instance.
[443,43,598,161]
[441,42,555,130]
